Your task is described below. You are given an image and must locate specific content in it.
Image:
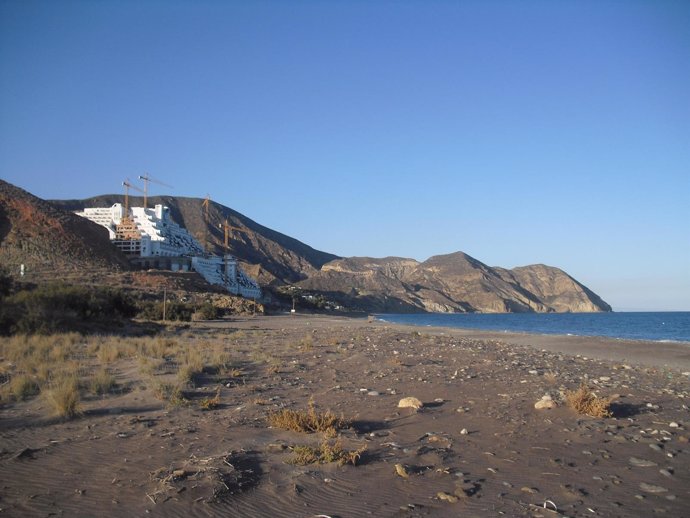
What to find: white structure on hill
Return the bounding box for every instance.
[76,203,261,299]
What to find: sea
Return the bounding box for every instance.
[375,312,690,343]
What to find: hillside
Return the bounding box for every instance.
[43,187,611,313]
[299,252,612,313]
[0,180,130,276]
[52,195,339,285]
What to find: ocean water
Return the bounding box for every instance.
[375,312,690,343]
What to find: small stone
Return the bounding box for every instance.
[599,376,611,381]
[659,469,673,477]
[266,443,287,453]
[521,487,539,494]
[649,443,663,452]
[395,463,410,479]
[460,428,468,435]
[639,483,667,494]
[629,457,657,467]
[669,422,679,428]
[437,491,458,503]
[528,370,539,375]
[368,391,380,396]
[398,397,423,410]
[535,399,557,410]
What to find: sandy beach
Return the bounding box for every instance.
[1,314,688,517]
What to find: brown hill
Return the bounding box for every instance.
[52,194,339,285]
[44,188,610,313]
[299,252,611,313]
[0,180,130,277]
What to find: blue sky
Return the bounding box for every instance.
[1,0,689,311]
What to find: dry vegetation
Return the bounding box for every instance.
[565,383,613,418]
[288,438,366,466]
[0,328,244,417]
[267,401,349,437]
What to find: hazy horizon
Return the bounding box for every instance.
[1,1,689,311]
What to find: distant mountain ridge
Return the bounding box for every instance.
[0,181,612,313]
[298,253,612,313]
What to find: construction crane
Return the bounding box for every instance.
[122,179,145,220]
[219,218,243,253]
[138,174,172,209]
[201,195,211,253]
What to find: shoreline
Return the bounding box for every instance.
[231,313,690,371]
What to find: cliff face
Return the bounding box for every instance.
[299,252,611,313]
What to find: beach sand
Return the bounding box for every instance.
[1,314,688,517]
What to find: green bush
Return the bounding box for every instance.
[135,300,194,322]
[195,302,221,320]
[0,283,137,335]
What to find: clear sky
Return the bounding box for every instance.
[1,0,689,311]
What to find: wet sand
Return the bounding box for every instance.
[1,314,688,517]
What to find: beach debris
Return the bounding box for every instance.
[639,482,667,494]
[543,500,558,512]
[398,397,423,410]
[436,491,458,503]
[535,395,557,410]
[629,457,657,467]
[394,463,410,478]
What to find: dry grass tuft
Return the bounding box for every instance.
[43,376,81,418]
[89,369,117,395]
[153,381,189,407]
[288,438,366,466]
[10,374,40,400]
[199,387,221,410]
[565,383,612,418]
[267,401,349,437]
[177,349,204,385]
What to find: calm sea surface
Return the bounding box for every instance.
[376,312,690,343]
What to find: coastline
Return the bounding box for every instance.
[235,313,690,371]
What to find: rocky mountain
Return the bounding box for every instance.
[51,194,338,285]
[298,252,612,313]
[25,183,611,313]
[0,180,130,276]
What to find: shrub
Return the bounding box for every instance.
[90,369,117,395]
[136,300,194,322]
[288,438,365,466]
[565,384,612,418]
[0,284,136,334]
[152,381,188,406]
[199,387,221,410]
[10,374,40,400]
[194,302,221,321]
[43,376,81,418]
[177,349,204,385]
[267,401,349,437]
